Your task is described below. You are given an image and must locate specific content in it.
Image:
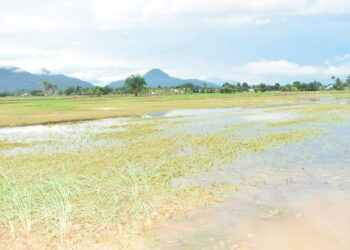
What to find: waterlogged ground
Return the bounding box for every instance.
[146,98,350,250]
[0,95,349,249]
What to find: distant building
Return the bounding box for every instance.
[171,88,185,94]
[326,84,334,90]
[149,89,164,95]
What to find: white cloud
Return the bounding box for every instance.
[231,59,350,83]
[1,0,350,32]
[0,46,144,83]
[1,0,350,85]
[255,18,273,25]
[335,54,350,61]
[0,0,89,33]
[89,0,350,30]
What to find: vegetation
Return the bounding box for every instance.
[1,74,350,98]
[42,81,60,96]
[0,108,327,248]
[1,92,350,128]
[0,91,349,248]
[125,74,147,96]
[0,140,27,150]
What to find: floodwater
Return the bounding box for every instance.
[144,99,350,250]
[1,97,350,249]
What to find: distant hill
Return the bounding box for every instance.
[206,77,238,86]
[108,69,218,88]
[0,67,93,91]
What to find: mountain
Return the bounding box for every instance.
[0,66,93,91]
[206,77,237,86]
[108,69,218,88]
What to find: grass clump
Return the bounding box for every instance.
[266,117,319,127]
[0,140,27,151]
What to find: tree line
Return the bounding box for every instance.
[1,75,350,97]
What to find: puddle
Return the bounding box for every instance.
[0,117,131,155]
[0,105,300,156]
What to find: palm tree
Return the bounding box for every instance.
[203,82,208,93]
[42,81,50,95]
[125,74,147,96]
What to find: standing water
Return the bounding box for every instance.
[144,98,350,250]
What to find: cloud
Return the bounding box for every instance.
[255,18,273,25]
[230,59,350,83]
[89,0,350,30]
[335,54,350,61]
[0,0,90,33]
[1,0,350,32]
[0,46,144,83]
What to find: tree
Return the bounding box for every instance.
[0,91,10,97]
[64,86,76,96]
[255,83,267,92]
[43,81,51,95]
[221,82,234,93]
[346,76,350,90]
[273,83,280,91]
[242,82,249,92]
[292,81,302,91]
[203,82,208,93]
[125,74,147,96]
[306,81,322,91]
[88,87,102,96]
[29,90,44,96]
[334,78,345,90]
[42,81,60,95]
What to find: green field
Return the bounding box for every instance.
[0,92,348,127]
[0,92,350,248]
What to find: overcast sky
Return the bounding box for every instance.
[1,0,350,85]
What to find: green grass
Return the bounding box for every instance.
[1,92,349,127]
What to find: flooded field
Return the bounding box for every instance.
[0,95,349,249]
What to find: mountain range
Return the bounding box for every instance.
[0,67,93,92]
[108,69,218,88]
[0,67,220,92]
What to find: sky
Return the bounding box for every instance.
[0,0,350,85]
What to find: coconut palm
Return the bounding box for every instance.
[125,74,147,96]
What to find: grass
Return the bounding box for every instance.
[266,117,320,127]
[0,92,348,248]
[1,91,349,127]
[0,117,324,248]
[0,140,27,151]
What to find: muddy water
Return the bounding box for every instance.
[144,99,350,249]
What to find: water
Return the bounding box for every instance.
[1,97,349,249]
[144,99,350,249]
